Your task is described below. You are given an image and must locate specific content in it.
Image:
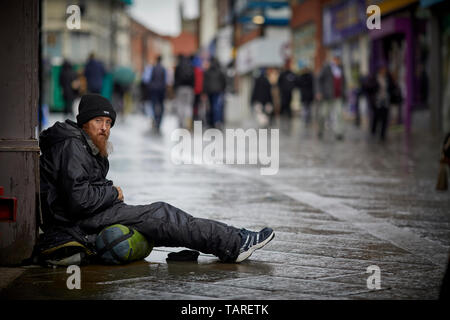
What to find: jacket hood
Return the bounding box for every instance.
[39,120,85,152]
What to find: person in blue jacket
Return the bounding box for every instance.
[84,52,105,94]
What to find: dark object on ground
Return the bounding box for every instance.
[26,225,96,267]
[166,250,200,262]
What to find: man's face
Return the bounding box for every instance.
[82,116,112,157]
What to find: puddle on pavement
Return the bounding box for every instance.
[0,247,275,299]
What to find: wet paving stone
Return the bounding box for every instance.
[2,113,448,300]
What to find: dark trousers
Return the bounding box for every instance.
[371,106,389,140]
[78,201,242,262]
[280,91,293,117]
[302,100,313,124]
[208,93,224,127]
[193,94,201,121]
[150,89,165,129]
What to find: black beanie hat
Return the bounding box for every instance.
[76,94,116,127]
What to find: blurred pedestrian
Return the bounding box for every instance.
[363,62,398,141]
[76,68,88,96]
[112,82,126,117]
[204,57,227,129]
[111,66,135,122]
[174,55,195,129]
[84,52,106,94]
[149,56,167,131]
[192,55,204,124]
[277,59,296,118]
[296,61,315,125]
[140,62,154,125]
[59,59,79,117]
[316,50,347,140]
[352,74,366,127]
[251,68,274,127]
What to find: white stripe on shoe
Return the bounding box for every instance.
[242,235,251,249]
[235,230,275,263]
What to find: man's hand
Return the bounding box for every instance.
[114,186,124,202]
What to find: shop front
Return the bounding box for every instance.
[370,15,431,132]
[369,17,413,130]
[367,0,436,133]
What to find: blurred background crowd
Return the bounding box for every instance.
[39,0,450,142]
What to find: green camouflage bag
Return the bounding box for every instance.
[95,224,153,265]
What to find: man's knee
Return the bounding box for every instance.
[148,201,185,218]
[150,201,167,207]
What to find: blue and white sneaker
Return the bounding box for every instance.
[235,227,275,263]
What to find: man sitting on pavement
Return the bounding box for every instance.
[37,94,275,265]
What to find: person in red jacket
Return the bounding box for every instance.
[192,55,204,125]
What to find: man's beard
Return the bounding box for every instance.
[91,133,113,158]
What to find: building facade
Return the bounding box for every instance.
[41,0,133,110]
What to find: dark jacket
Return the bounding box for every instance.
[84,58,105,93]
[317,63,346,101]
[59,61,78,102]
[296,71,315,103]
[203,63,226,95]
[277,70,297,94]
[174,58,194,88]
[149,63,166,92]
[251,74,273,106]
[362,72,399,110]
[39,120,119,229]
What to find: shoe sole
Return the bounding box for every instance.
[235,231,275,263]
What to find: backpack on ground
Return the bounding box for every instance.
[30,225,96,267]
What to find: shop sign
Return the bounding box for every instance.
[323,0,368,46]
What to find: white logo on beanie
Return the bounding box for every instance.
[104,111,110,115]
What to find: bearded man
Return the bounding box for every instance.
[38,94,274,264]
